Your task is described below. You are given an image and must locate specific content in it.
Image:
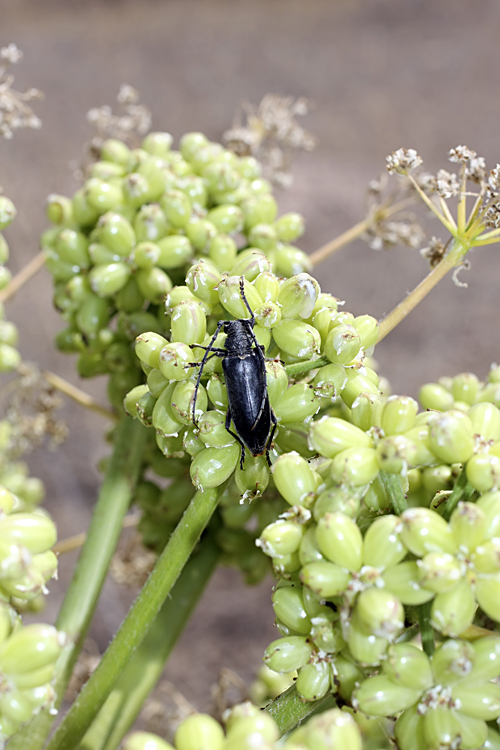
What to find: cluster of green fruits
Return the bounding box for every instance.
[123,704,362,750]
[0,195,21,373]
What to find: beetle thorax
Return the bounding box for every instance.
[223,319,255,354]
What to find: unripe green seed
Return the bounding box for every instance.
[0,512,56,554]
[218,275,261,318]
[134,204,168,244]
[185,219,216,253]
[208,234,237,268]
[350,392,383,431]
[175,714,224,750]
[277,274,320,320]
[419,382,454,411]
[400,507,457,556]
[430,578,476,636]
[124,732,174,750]
[452,372,480,405]
[355,675,420,716]
[375,435,418,473]
[0,233,9,264]
[95,211,135,254]
[206,374,228,410]
[234,455,269,497]
[469,402,500,441]
[72,188,100,228]
[356,588,404,637]
[124,384,149,417]
[275,244,312,276]
[381,561,434,605]
[258,520,305,558]
[428,409,475,464]
[295,660,330,702]
[197,411,235,448]
[340,369,380,408]
[171,299,207,345]
[135,332,168,369]
[0,624,64,675]
[255,301,281,329]
[156,235,193,269]
[325,324,362,365]
[242,194,278,229]
[381,396,418,435]
[54,228,91,268]
[272,452,317,506]
[475,576,500,622]
[207,204,243,234]
[417,552,462,594]
[330,447,379,486]
[225,711,279,746]
[171,380,207,425]
[247,223,277,252]
[383,643,433,691]
[347,612,389,666]
[252,271,280,303]
[85,178,124,213]
[309,417,372,458]
[185,260,221,306]
[0,344,20,372]
[298,526,325,566]
[466,453,500,492]
[316,512,362,571]
[274,213,304,243]
[312,365,347,401]
[363,514,406,568]
[89,262,131,297]
[190,444,240,490]
[0,196,16,230]
[273,383,319,424]
[162,189,192,228]
[300,560,349,599]
[272,585,311,635]
[165,285,198,312]
[151,383,184,436]
[352,314,379,351]
[450,501,486,551]
[158,342,194,381]
[300,709,362,750]
[264,636,313,673]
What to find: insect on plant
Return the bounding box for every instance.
[190,277,277,469]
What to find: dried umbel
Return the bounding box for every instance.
[0,45,42,140]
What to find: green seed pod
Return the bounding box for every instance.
[264,635,312,674]
[206,204,243,234]
[476,492,500,538]
[347,611,389,666]
[122,172,152,207]
[124,732,174,750]
[252,272,280,304]
[273,320,321,360]
[301,709,362,750]
[175,714,224,750]
[352,314,379,351]
[275,244,312,277]
[422,464,452,494]
[295,660,330,702]
[46,193,74,225]
[363,514,406,568]
[146,369,169,399]
[176,175,208,208]
[272,452,317,506]
[431,639,475,686]
[313,486,361,521]
[262,361,287,405]
[171,380,207,425]
[161,190,192,228]
[255,301,281,329]
[54,228,91,268]
[384,643,433,691]
[185,260,221,306]
[330,447,379,486]
[310,618,344,653]
[0,689,36,725]
[451,372,480,405]
[325,324,362,365]
[473,537,500,574]
[84,177,124,213]
[277,274,320,321]
[208,234,237,269]
[0,512,56,554]
[315,512,362,571]
[0,344,20,372]
[273,383,319,424]
[300,560,349,598]
[72,187,100,228]
[190,444,240,490]
[469,402,500,442]
[0,196,16,230]
[242,194,278,230]
[133,204,168,243]
[355,674,420,716]
[424,707,472,750]
[89,262,131,297]
[218,275,261,318]
[419,382,454,412]
[248,223,277,252]
[311,365,346,402]
[375,435,418,474]
[340,369,380,409]
[94,211,135,255]
[124,384,149,417]
[381,396,418,435]
[455,682,500,723]
[272,585,311,635]
[235,455,269,497]
[100,138,132,165]
[158,342,194,381]
[430,578,476,636]
[156,235,193,269]
[135,332,168,370]
[179,132,209,162]
[466,453,500,493]
[236,156,261,181]
[394,707,426,750]
[165,285,198,312]
[381,561,434,606]
[273,551,301,577]
[0,488,16,516]
[136,391,156,427]
[206,373,228,410]
[197,411,235,448]
[185,219,216,253]
[400,507,457,556]
[417,552,462,594]
[475,576,500,622]
[428,409,475,464]
[141,131,173,155]
[449,501,486,551]
[152,384,184,436]
[298,526,325,566]
[171,299,207,345]
[0,233,9,264]
[0,624,64,676]
[349,393,382,432]
[258,520,304,558]
[274,213,304,243]
[467,637,500,683]
[356,587,404,638]
[309,417,372,459]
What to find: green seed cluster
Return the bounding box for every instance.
[0,615,65,742]
[354,638,500,750]
[123,704,361,750]
[0,195,21,373]
[41,131,310,405]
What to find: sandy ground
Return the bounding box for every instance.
[2,0,500,720]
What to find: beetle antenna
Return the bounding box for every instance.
[239,276,255,325]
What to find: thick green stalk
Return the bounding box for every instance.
[285,356,329,379]
[9,415,147,750]
[46,486,221,750]
[265,684,336,737]
[80,535,220,750]
[379,471,408,515]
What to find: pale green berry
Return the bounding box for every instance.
[350,392,383,431]
[273,383,320,424]
[175,714,224,750]
[218,275,261,318]
[452,372,480,405]
[264,636,312,673]
[89,262,131,297]
[394,707,427,750]
[135,332,168,369]
[253,271,280,303]
[428,409,475,464]
[94,211,135,254]
[152,383,185,437]
[417,551,462,594]
[383,643,433,691]
[275,244,312,276]
[466,453,500,492]
[225,711,279,746]
[430,578,476,636]
[258,520,305,558]
[352,314,379,351]
[133,204,168,243]
[272,452,317,507]
[189,444,240,490]
[171,299,207,345]
[197,411,235,449]
[330,447,379,486]
[381,396,418,435]
[308,417,372,458]
[475,576,500,622]
[356,588,404,638]
[0,624,64,676]
[185,219,216,253]
[158,343,194,381]
[272,585,311,635]
[298,527,325,566]
[206,374,228,410]
[381,561,434,606]
[363,514,406,568]
[124,732,174,750]
[207,204,243,234]
[234,456,269,497]
[316,512,363,571]
[419,382,454,411]
[355,675,420,716]
[242,194,278,230]
[312,365,347,401]
[85,177,124,213]
[255,301,281,328]
[0,512,56,554]
[469,402,500,441]
[208,234,237,268]
[171,380,207,425]
[124,384,149,417]
[185,260,221,306]
[300,561,349,598]
[295,660,330,702]
[277,274,320,320]
[450,501,486,550]
[0,197,16,230]
[347,611,389,666]
[274,213,304,243]
[157,235,193,269]
[325,324,361,365]
[375,435,418,473]
[400,507,457,556]
[340,369,379,408]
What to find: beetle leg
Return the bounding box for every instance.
[265,410,278,467]
[239,276,255,326]
[191,321,224,427]
[185,352,223,368]
[225,406,246,470]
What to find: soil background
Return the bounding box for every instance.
[1,0,500,728]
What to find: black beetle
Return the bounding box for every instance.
[191,277,277,469]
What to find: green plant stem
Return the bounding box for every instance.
[80,534,220,750]
[377,240,468,342]
[380,471,408,515]
[285,356,329,379]
[9,415,147,750]
[265,684,336,737]
[418,601,435,656]
[46,485,221,750]
[443,466,476,521]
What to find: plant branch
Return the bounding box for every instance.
[265,684,336,737]
[285,356,329,379]
[7,415,147,750]
[0,250,46,304]
[43,370,117,420]
[442,466,476,521]
[80,534,220,750]
[45,485,222,750]
[377,240,467,343]
[379,471,408,515]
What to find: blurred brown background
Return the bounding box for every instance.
[1,0,500,718]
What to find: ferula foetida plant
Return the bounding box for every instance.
[2,42,500,750]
